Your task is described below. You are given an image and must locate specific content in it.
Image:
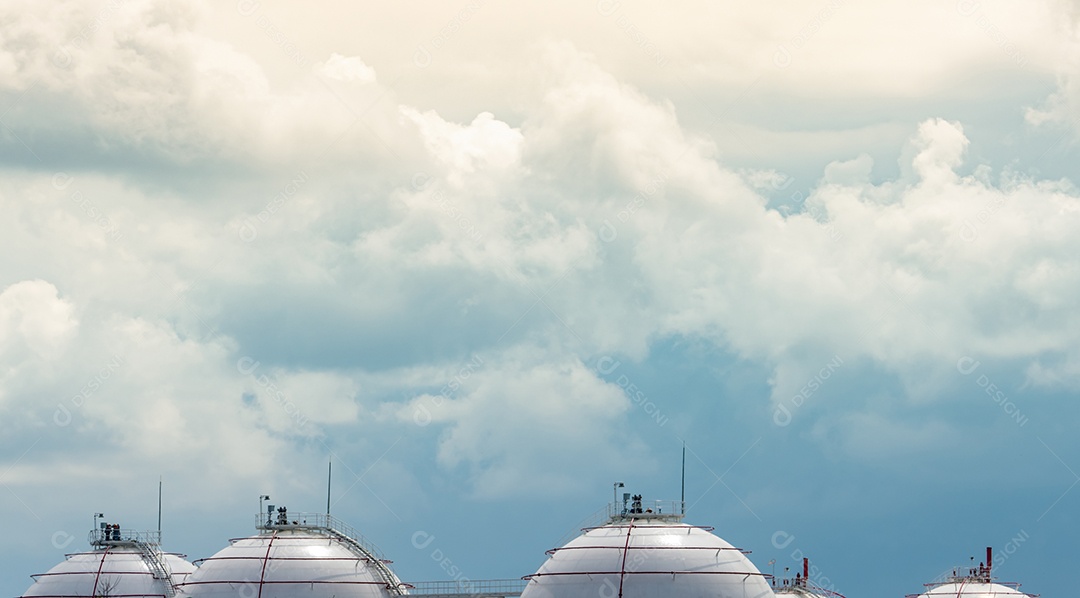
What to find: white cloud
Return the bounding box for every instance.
[463,46,1080,425]
[0,0,419,171]
[0,280,77,409]
[1025,3,1080,130]
[404,108,523,186]
[908,119,970,185]
[0,280,76,362]
[1,0,1080,511]
[397,349,646,499]
[3,30,1079,493]
[318,53,377,83]
[4,4,1080,596]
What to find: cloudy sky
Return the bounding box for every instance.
[3,0,1080,596]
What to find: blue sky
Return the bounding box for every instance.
[2,0,1079,596]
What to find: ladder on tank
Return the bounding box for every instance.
[136,542,176,598]
[325,526,406,596]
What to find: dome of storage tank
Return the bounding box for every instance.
[773,558,844,598]
[176,506,406,598]
[915,581,1033,598]
[908,548,1037,598]
[521,495,775,598]
[20,520,195,598]
[775,585,837,598]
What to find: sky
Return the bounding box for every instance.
[2,0,1080,596]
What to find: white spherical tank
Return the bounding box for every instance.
[176,508,406,598]
[908,548,1037,598]
[772,557,844,598]
[521,497,774,598]
[915,581,1032,598]
[775,586,836,598]
[20,523,195,598]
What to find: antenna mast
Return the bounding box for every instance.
[326,461,332,516]
[681,443,686,515]
[157,476,163,539]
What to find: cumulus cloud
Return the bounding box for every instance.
[404,109,523,186]
[6,2,1080,595]
[373,45,1080,468]
[1025,3,1080,131]
[907,119,970,184]
[0,304,317,499]
[0,0,419,173]
[0,280,76,362]
[397,350,645,498]
[0,280,77,409]
[2,0,1080,507]
[318,53,377,83]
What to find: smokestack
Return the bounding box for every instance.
[803,558,809,584]
[986,547,992,578]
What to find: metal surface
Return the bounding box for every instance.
[20,545,194,598]
[255,511,402,594]
[521,514,773,598]
[407,579,527,598]
[90,528,163,547]
[911,581,1038,598]
[773,557,844,598]
[177,512,406,598]
[905,547,1039,598]
[604,500,686,523]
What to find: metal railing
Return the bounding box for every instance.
[255,512,404,595]
[903,567,1038,598]
[407,579,528,597]
[548,500,692,547]
[327,528,405,595]
[136,542,176,598]
[86,528,175,597]
[88,528,162,546]
[606,499,684,521]
[255,512,389,563]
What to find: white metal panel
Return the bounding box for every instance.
[918,582,1032,598]
[21,548,195,598]
[522,520,774,598]
[177,530,397,598]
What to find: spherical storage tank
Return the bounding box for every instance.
[907,548,1037,598]
[20,520,195,598]
[521,495,775,598]
[175,505,407,598]
[773,558,844,598]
